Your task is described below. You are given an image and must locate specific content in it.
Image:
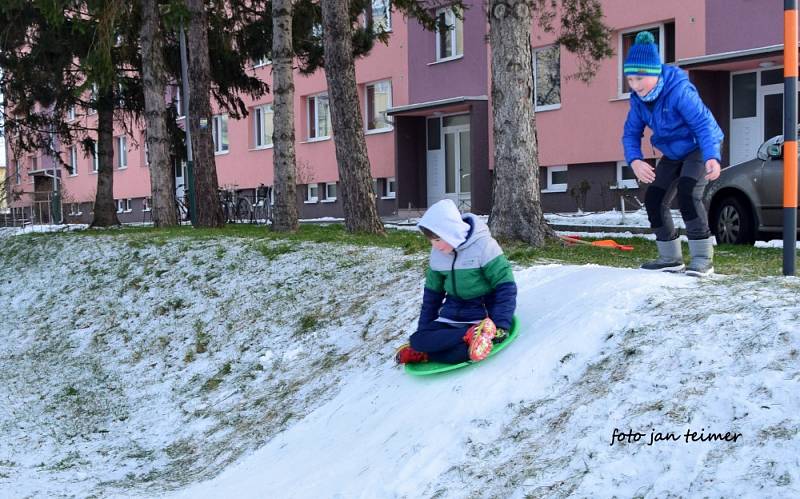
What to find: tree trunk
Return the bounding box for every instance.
[139,0,176,227]
[90,89,120,227]
[270,0,299,233]
[487,0,553,246]
[186,0,224,228]
[320,0,384,235]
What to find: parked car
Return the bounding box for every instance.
[705,134,800,244]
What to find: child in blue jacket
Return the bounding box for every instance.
[622,31,723,276]
[395,199,517,364]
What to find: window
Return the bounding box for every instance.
[619,23,675,96]
[144,139,150,167]
[69,203,82,216]
[88,84,98,115]
[92,142,99,172]
[14,161,21,184]
[116,199,132,213]
[616,161,639,189]
[366,81,392,131]
[366,0,392,33]
[69,146,78,176]
[116,136,127,169]
[435,7,463,61]
[383,177,396,198]
[543,166,568,193]
[305,183,319,203]
[308,94,331,140]
[142,197,152,212]
[174,87,185,117]
[212,114,229,153]
[254,105,274,148]
[67,106,76,121]
[533,45,561,111]
[312,23,323,39]
[323,182,337,202]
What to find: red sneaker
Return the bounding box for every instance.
[394,344,429,364]
[464,318,497,362]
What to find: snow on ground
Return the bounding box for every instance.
[0,230,798,498]
[545,208,685,229]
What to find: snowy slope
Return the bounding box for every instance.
[167,266,800,499]
[0,231,798,498]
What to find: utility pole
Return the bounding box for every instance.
[783,0,798,275]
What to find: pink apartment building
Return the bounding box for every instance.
[4,0,400,224]
[3,0,796,222]
[392,0,794,215]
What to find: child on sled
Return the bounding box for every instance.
[395,199,517,364]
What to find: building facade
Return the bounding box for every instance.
[3,1,795,222]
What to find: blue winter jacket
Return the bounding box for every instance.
[622,64,724,164]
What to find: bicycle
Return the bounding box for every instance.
[175,184,190,224]
[218,186,253,224]
[251,184,273,225]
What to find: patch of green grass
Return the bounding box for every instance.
[19,223,786,277]
[505,238,784,277]
[256,242,294,261]
[154,298,187,316]
[297,314,319,335]
[201,362,232,391]
[193,320,210,354]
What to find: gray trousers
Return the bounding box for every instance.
[644,148,711,241]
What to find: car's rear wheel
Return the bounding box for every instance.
[711,196,755,245]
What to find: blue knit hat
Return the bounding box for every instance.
[624,31,662,76]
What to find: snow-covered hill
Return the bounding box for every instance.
[0,231,798,498]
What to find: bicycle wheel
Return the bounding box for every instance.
[236,197,253,224]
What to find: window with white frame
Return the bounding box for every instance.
[92,142,99,172]
[366,81,392,131]
[116,198,132,213]
[212,114,229,153]
[142,197,152,212]
[305,183,319,203]
[116,136,127,168]
[365,0,392,33]
[383,177,396,198]
[435,7,463,61]
[254,104,274,148]
[307,94,331,140]
[616,160,639,189]
[67,106,76,121]
[69,145,78,176]
[619,23,675,96]
[533,45,561,111]
[323,182,337,202]
[69,203,82,216]
[543,165,568,193]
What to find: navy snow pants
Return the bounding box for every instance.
[409,321,472,364]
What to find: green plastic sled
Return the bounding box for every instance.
[405,316,520,376]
